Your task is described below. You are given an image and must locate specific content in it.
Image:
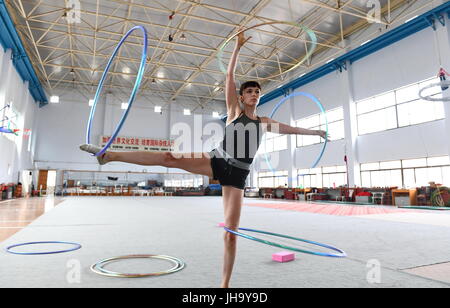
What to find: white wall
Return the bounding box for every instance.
[0,48,38,184]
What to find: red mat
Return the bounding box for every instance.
[244,202,414,216]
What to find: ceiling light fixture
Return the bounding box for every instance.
[50,96,60,103]
[404,15,418,23]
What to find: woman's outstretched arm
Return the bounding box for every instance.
[260,117,328,140]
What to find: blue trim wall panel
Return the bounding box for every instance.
[259,2,450,106]
[0,0,48,106]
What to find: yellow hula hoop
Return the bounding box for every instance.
[217,21,317,81]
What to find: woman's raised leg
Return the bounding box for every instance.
[80,144,213,177]
[107,151,214,177]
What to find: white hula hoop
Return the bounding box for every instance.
[418,80,450,102]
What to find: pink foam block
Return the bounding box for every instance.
[272,251,295,263]
[218,222,225,227]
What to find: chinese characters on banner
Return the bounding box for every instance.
[100,136,175,152]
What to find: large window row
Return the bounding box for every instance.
[356,77,445,135]
[254,156,450,189]
[256,166,347,189]
[360,156,450,188]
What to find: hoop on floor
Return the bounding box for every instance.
[263,91,328,178]
[217,21,317,80]
[86,25,148,157]
[224,227,346,258]
[418,80,450,102]
[6,241,82,255]
[90,254,185,278]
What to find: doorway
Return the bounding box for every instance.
[21,170,33,197]
[37,170,57,196]
[46,170,57,196]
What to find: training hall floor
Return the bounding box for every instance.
[1,196,450,288]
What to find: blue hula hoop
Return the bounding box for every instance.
[86,25,148,157]
[224,227,346,258]
[263,91,328,177]
[6,241,82,255]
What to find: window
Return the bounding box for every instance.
[360,156,450,188]
[295,107,344,147]
[322,165,347,188]
[27,130,33,152]
[357,106,397,135]
[356,77,445,135]
[402,156,450,188]
[397,99,444,127]
[360,160,403,187]
[369,170,402,187]
[297,168,321,188]
[181,179,192,187]
[296,166,346,188]
[259,132,287,154]
[402,158,427,168]
[165,176,203,187]
[194,176,203,187]
[257,171,288,188]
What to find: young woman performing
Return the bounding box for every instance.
[80,29,327,288]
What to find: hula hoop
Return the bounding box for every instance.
[418,80,450,102]
[263,91,328,177]
[91,254,185,278]
[6,241,82,255]
[224,227,346,258]
[86,25,148,157]
[0,126,15,134]
[217,21,317,80]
